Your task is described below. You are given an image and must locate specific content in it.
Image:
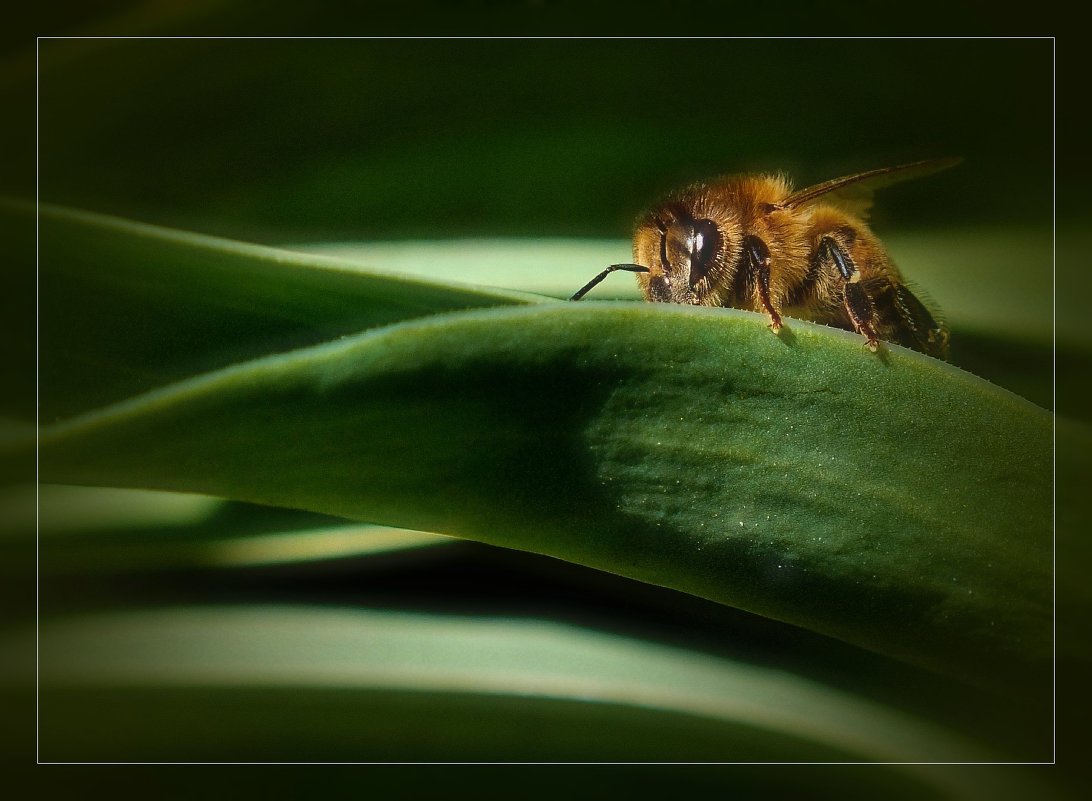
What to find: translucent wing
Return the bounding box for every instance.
[780,157,962,219]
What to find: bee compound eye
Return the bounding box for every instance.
[688,218,721,287]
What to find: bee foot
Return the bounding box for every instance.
[866,339,879,353]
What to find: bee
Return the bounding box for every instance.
[570,159,957,359]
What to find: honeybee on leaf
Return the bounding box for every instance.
[571,159,958,359]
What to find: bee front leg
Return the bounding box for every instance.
[743,236,783,332]
[817,236,880,352]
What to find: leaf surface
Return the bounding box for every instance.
[33,302,1052,692]
[26,605,1018,780]
[5,200,539,421]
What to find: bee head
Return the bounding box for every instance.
[633,201,737,305]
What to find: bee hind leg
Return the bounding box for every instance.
[817,236,880,352]
[844,283,881,352]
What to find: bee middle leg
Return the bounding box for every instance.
[817,235,880,352]
[743,235,783,332]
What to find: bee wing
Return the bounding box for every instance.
[780,157,962,219]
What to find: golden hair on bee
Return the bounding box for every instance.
[571,159,958,360]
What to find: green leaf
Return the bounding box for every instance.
[19,199,1063,426]
[32,302,1052,693]
[7,200,541,422]
[24,485,454,574]
[23,605,1031,776]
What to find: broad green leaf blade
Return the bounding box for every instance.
[32,303,1052,692]
[8,200,543,422]
[22,605,1029,776]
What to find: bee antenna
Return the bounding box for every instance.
[569,263,649,301]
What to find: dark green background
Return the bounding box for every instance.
[22,37,1052,243]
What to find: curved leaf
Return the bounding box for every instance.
[32,303,1052,692]
[24,485,454,574]
[25,606,1019,775]
[6,200,541,422]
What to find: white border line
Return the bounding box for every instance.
[34,33,1057,772]
[1050,34,1058,766]
[34,33,41,766]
